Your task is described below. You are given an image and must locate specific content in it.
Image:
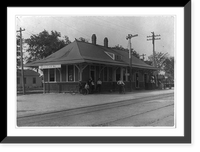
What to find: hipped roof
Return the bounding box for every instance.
[25,40,157,70]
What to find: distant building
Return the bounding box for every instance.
[17,69,42,89]
[25,34,157,93]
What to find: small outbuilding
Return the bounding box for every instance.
[17,69,42,90]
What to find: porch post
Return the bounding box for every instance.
[75,64,88,81]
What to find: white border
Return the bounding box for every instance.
[7,7,184,137]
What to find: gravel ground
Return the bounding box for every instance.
[17,89,174,117]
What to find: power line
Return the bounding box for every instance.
[50,17,91,40]
[93,17,144,37]
[110,17,157,38]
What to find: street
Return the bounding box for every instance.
[17,93,174,127]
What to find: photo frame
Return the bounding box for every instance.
[3,1,191,144]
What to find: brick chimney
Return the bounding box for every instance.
[104,37,108,47]
[92,34,96,45]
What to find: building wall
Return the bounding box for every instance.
[42,64,154,93]
[82,66,89,81]
[17,76,42,89]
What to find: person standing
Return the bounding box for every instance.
[88,77,95,94]
[84,83,89,95]
[96,78,102,93]
[91,79,95,93]
[117,79,125,94]
[78,81,83,94]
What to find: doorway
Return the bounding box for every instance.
[116,68,120,81]
[90,65,96,82]
[144,73,148,89]
[135,73,139,88]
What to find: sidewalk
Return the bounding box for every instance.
[17,89,174,117]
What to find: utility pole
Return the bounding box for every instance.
[17,27,25,94]
[147,32,161,88]
[126,34,138,92]
[147,32,161,67]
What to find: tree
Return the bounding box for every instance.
[163,57,174,80]
[147,52,174,80]
[78,37,89,43]
[112,44,140,59]
[144,60,153,66]
[148,52,169,72]
[25,30,71,63]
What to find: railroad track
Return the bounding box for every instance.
[90,104,174,126]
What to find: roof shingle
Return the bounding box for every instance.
[25,40,156,70]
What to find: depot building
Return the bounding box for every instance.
[25,34,157,93]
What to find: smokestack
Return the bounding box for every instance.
[104,37,108,47]
[92,34,96,45]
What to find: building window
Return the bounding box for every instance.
[115,54,122,61]
[68,65,74,81]
[33,77,36,84]
[61,65,66,82]
[49,69,55,82]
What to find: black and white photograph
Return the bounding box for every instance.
[16,15,175,127]
[4,3,192,145]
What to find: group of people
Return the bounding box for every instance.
[79,78,125,95]
[79,77,102,95]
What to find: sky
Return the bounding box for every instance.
[16,15,175,60]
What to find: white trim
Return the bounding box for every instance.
[104,51,115,60]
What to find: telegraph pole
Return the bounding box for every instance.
[147,32,161,88]
[147,32,161,67]
[17,27,25,94]
[126,34,138,91]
